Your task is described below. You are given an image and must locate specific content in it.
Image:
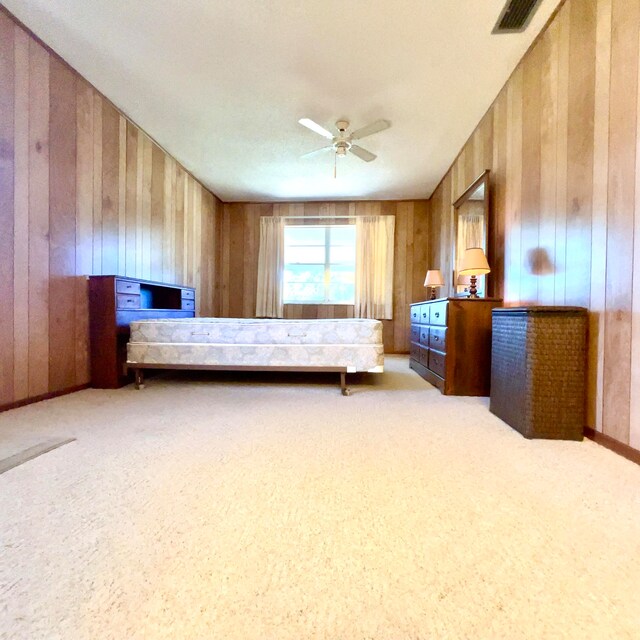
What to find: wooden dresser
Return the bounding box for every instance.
[88,276,196,388]
[409,297,502,396]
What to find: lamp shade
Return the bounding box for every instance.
[459,247,490,275]
[424,269,444,287]
[456,273,472,286]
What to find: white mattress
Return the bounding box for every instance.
[127,318,384,373]
[129,317,382,345]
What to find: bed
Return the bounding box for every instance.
[126,318,384,395]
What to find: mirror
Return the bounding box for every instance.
[452,170,490,297]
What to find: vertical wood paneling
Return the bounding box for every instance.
[13,27,29,401]
[141,134,152,280]
[27,39,49,398]
[124,122,138,278]
[0,14,15,405]
[162,156,173,283]
[538,23,559,306]
[505,66,523,306]
[492,89,508,301]
[632,0,640,448]
[134,129,144,278]
[150,142,164,281]
[48,57,77,391]
[101,102,119,275]
[520,43,542,305]
[0,10,220,408]
[75,80,93,386]
[554,4,571,305]
[117,115,127,272]
[603,0,640,444]
[589,0,612,433]
[565,0,596,307]
[91,93,102,275]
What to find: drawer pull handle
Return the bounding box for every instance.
[434,336,439,341]
[127,299,133,303]
[435,312,440,318]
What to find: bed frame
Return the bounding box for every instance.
[126,363,352,395]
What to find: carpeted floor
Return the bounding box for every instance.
[1,356,639,639]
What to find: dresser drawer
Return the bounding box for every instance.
[429,301,448,326]
[419,346,430,368]
[115,279,140,295]
[419,326,429,347]
[410,341,421,362]
[429,326,447,351]
[181,299,195,311]
[117,293,141,309]
[410,324,420,343]
[428,349,446,378]
[410,306,420,323]
[181,289,195,300]
[419,304,430,325]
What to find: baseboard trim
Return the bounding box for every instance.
[0,384,90,414]
[584,427,640,466]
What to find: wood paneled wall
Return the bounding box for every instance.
[217,201,429,353]
[0,10,220,409]
[429,0,640,452]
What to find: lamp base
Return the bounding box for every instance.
[467,275,479,299]
[429,287,437,300]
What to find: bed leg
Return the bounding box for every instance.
[340,371,351,396]
[134,368,145,390]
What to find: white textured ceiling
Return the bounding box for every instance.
[3,0,562,201]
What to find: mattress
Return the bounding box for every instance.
[127,318,384,373]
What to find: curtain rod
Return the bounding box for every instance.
[279,215,359,220]
[276,213,384,220]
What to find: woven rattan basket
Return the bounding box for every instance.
[490,307,588,440]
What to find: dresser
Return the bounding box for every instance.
[88,276,196,388]
[409,297,502,396]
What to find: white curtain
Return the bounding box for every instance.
[354,215,395,319]
[256,217,285,318]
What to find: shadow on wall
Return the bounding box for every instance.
[526,248,555,276]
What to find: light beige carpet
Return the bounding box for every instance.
[0,356,639,639]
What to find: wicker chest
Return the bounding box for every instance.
[489,307,588,440]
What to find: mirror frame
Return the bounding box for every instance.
[452,169,491,297]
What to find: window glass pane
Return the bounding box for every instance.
[285,226,325,245]
[328,264,355,304]
[283,264,325,302]
[283,224,356,303]
[329,244,355,264]
[330,225,356,245]
[285,246,325,264]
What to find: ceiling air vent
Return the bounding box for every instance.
[492,0,544,34]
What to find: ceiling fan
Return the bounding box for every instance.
[298,118,391,163]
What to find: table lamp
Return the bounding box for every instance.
[459,248,490,298]
[424,269,445,300]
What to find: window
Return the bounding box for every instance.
[283,225,356,304]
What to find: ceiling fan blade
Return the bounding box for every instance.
[298,118,334,140]
[301,145,333,159]
[349,145,377,162]
[351,119,391,140]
